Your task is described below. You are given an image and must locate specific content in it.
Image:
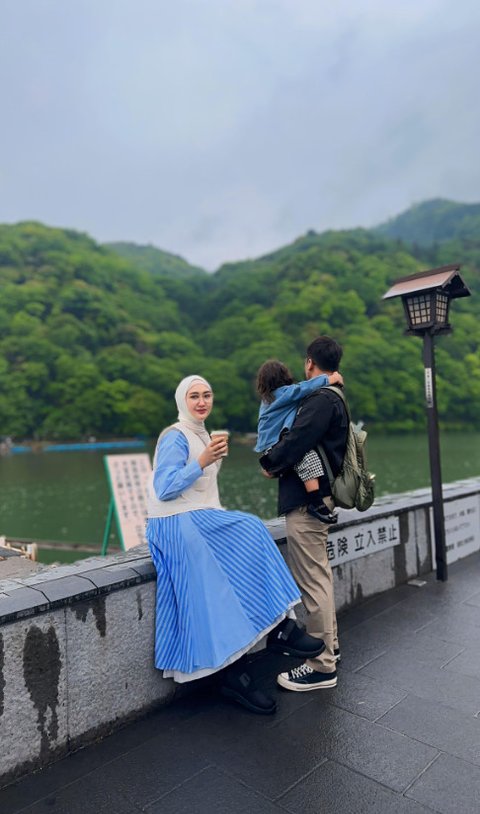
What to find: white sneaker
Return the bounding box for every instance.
[277,662,338,692]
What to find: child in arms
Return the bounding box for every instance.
[255,360,343,524]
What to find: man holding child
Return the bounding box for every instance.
[260,336,348,691]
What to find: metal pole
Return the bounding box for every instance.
[101,497,114,556]
[423,331,448,581]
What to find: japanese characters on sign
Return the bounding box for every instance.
[326,515,401,567]
[104,454,151,550]
[430,495,480,565]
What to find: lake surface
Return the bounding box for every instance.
[0,432,479,564]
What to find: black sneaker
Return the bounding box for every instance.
[267,618,325,659]
[277,663,337,692]
[220,670,277,715]
[334,647,341,663]
[306,504,338,524]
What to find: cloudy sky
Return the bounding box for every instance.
[1,0,480,268]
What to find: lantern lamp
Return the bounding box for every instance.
[382,264,471,582]
[383,264,470,336]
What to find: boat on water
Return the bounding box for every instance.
[0,539,38,560]
[0,538,43,577]
[43,439,146,452]
[0,439,146,455]
[0,438,31,455]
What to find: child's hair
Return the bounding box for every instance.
[256,360,294,404]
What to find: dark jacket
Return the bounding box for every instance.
[260,387,349,516]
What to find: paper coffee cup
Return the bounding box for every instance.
[210,430,230,456]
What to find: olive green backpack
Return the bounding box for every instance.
[317,386,375,512]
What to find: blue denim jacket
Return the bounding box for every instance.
[255,375,330,452]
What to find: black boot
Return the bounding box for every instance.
[267,618,326,658]
[220,668,277,715]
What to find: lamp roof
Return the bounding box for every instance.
[383,264,471,301]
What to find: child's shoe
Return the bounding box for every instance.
[307,502,338,524]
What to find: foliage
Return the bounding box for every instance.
[0,208,479,440]
[105,241,206,278]
[375,198,480,248]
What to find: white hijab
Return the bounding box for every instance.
[174,375,212,444]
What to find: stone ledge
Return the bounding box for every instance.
[0,586,50,623]
[1,478,479,626]
[268,477,480,540]
[0,551,155,626]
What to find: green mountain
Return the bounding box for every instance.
[106,241,207,278]
[0,218,478,439]
[376,199,480,247]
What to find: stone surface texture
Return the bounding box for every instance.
[0,612,68,781]
[66,583,173,739]
[0,478,479,796]
[1,552,480,813]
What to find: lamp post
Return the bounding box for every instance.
[383,265,471,582]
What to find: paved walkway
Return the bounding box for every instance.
[2,553,480,814]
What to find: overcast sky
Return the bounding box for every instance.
[1,1,479,269]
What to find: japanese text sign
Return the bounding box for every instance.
[327,515,401,567]
[104,454,151,550]
[430,495,480,565]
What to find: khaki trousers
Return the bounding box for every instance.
[285,501,338,673]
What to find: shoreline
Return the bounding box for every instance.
[0,438,147,455]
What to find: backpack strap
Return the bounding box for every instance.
[316,386,350,489]
[317,441,335,488]
[324,385,351,421]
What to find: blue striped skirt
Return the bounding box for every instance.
[147,509,300,682]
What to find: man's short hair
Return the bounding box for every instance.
[306,336,343,372]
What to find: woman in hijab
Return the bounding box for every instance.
[146,375,325,714]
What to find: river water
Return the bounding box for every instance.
[0,432,479,563]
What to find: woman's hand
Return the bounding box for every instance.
[198,436,228,469]
[328,371,344,386]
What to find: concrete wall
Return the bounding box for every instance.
[1,477,479,789]
[0,555,174,789]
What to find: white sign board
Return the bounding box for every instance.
[104,454,151,550]
[327,515,401,567]
[430,495,480,565]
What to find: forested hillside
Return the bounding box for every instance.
[106,242,206,278]
[376,199,480,247]
[0,215,479,439]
